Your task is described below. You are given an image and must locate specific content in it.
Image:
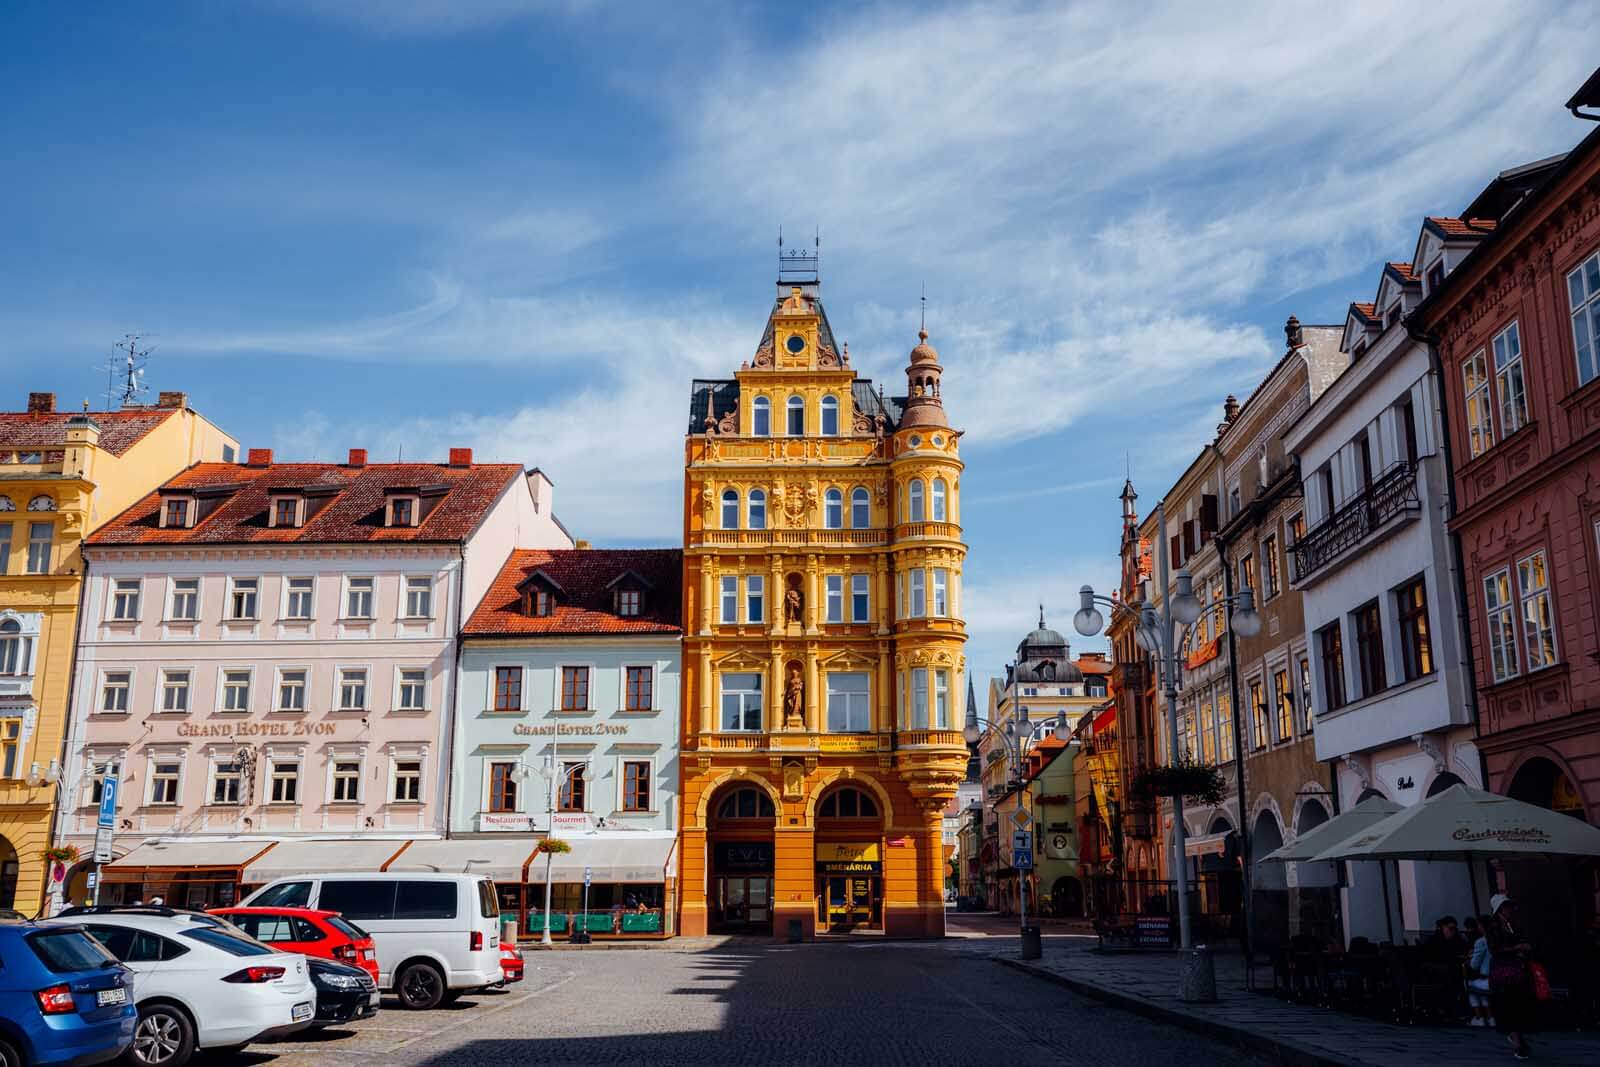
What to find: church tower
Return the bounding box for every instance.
[678,248,968,939]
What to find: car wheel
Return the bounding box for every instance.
[128,1004,196,1067]
[396,963,446,1010]
[0,1038,20,1067]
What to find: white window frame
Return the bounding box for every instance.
[1567,251,1600,387]
[276,666,309,712]
[328,756,363,804]
[1483,567,1518,683]
[933,668,950,728]
[389,753,424,804]
[752,396,770,437]
[344,576,375,620]
[282,576,315,621]
[720,489,739,529]
[910,569,926,618]
[387,495,420,528]
[167,577,200,622]
[99,668,132,714]
[84,755,123,809]
[825,574,844,623]
[616,754,656,813]
[26,521,52,574]
[227,576,260,621]
[745,575,764,624]
[1516,549,1557,672]
[820,394,839,436]
[910,668,929,729]
[208,753,244,807]
[785,395,805,436]
[851,573,870,623]
[931,478,947,521]
[403,575,433,620]
[719,672,764,732]
[747,489,767,530]
[146,753,183,807]
[720,575,738,624]
[1462,349,1494,459]
[932,569,948,617]
[908,480,924,522]
[218,666,253,715]
[110,579,142,622]
[824,488,843,529]
[825,671,871,733]
[336,666,369,712]
[268,759,300,805]
[396,666,428,712]
[1492,320,1528,438]
[158,667,193,714]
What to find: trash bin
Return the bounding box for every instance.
[1020,925,1042,960]
[787,918,804,943]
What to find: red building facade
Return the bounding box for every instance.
[1418,114,1600,826]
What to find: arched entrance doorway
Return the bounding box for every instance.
[1426,772,1465,798]
[1250,811,1288,953]
[1051,876,1084,918]
[0,835,18,911]
[1294,799,1338,889]
[1504,757,1594,947]
[707,784,777,933]
[814,785,884,931]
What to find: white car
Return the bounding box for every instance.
[241,874,502,1009]
[47,909,315,1066]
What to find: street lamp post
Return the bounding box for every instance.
[1073,501,1261,1001]
[963,703,1072,958]
[537,742,585,948]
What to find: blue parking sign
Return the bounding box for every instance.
[97,776,118,829]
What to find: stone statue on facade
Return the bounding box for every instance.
[784,666,804,728]
[785,585,803,626]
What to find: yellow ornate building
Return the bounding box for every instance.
[0,391,235,915]
[679,257,968,938]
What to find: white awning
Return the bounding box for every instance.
[240,839,409,884]
[1184,831,1231,858]
[542,834,677,884]
[106,840,275,882]
[385,838,541,884]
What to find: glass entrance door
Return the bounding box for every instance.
[714,876,773,930]
[821,876,879,929]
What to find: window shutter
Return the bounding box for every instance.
[1182,522,1195,557]
[1200,494,1218,536]
[1170,534,1182,568]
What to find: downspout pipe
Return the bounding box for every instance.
[1214,522,1253,965]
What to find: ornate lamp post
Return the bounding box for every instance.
[963,700,1072,958]
[1073,501,1260,1001]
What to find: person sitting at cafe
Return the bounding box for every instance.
[1467,912,1496,1028]
[1425,915,1470,964]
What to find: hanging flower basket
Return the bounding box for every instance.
[1130,760,1225,805]
[40,844,80,867]
[535,838,571,857]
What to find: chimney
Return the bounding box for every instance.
[1223,394,1240,423]
[27,392,55,414]
[156,391,188,410]
[447,447,473,468]
[245,448,273,467]
[574,539,592,550]
[347,448,368,468]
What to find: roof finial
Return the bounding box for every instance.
[920,281,926,334]
[1039,603,1045,629]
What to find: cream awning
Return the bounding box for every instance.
[106,840,276,883]
[1311,784,1600,862]
[540,834,677,884]
[1260,796,1401,863]
[385,838,541,884]
[240,839,409,884]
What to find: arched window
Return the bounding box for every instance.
[0,618,29,676]
[786,395,805,436]
[818,787,879,818]
[824,489,843,529]
[721,489,739,529]
[747,488,767,530]
[931,478,947,521]
[820,395,839,436]
[850,487,870,529]
[908,480,925,522]
[752,397,770,437]
[716,787,776,819]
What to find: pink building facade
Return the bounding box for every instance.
[54,447,570,907]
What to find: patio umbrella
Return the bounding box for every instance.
[1259,795,1402,863]
[1310,784,1600,863]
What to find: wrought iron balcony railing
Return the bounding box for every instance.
[1291,461,1420,582]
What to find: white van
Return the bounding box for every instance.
[240,874,502,1009]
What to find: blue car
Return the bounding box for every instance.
[0,921,136,1067]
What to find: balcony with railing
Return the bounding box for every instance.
[698,527,888,548]
[1291,461,1420,583]
[893,520,963,541]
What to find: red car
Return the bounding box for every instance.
[211,906,380,983]
[500,938,524,983]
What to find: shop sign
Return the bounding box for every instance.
[552,812,593,835]
[512,722,630,737]
[479,812,533,832]
[816,842,881,874]
[714,842,774,872]
[174,721,340,738]
[1135,916,1173,947]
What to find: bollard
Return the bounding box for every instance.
[1178,945,1217,1002]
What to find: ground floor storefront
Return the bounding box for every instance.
[0,793,55,916]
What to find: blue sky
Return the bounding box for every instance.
[3,1,1597,683]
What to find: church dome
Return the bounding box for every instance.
[909,329,940,365]
[1011,611,1084,684]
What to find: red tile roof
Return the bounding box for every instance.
[465,548,683,636]
[87,461,522,546]
[1075,655,1115,676]
[1386,261,1419,283]
[0,409,176,457]
[1426,216,1498,237]
[1351,302,1378,320]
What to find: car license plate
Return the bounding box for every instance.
[96,987,128,1007]
[368,991,382,1008]
[292,1002,313,1022]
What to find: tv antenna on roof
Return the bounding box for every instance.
[104,334,153,408]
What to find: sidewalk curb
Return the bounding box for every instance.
[994,958,1345,1067]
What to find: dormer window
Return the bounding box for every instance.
[534,590,553,617]
[1426,260,1445,293]
[161,497,193,529]
[518,570,564,618]
[271,496,302,528]
[605,570,653,619]
[389,496,418,527]
[618,589,641,616]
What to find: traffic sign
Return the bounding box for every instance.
[1008,806,1032,831]
[97,775,119,830]
[583,865,592,887]
[1012,831,1032,852]
[1012,848,1034,871]
[93,827,114,864]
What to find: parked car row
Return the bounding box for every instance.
[1,873,522,1067]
